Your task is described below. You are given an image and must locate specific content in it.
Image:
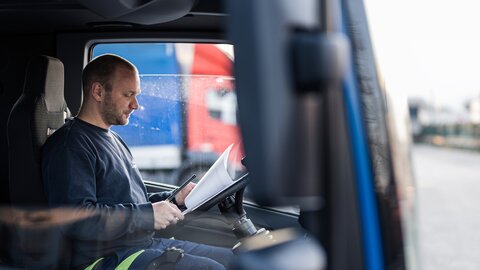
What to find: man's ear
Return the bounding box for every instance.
[91,82,104,102]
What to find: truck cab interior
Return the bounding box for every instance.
[0,0,417,270]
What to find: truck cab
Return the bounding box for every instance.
[0,0,418,269]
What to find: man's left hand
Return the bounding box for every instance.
[175,182,196,206]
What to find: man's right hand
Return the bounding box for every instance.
[151,201,184,230]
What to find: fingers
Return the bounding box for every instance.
[183,183,195,195]
[152,201,184,230]
[175,183,196,206]
[167,214,181,224]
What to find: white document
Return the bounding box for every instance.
[183,144,235,214]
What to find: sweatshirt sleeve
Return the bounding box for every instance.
[42,145,154,241]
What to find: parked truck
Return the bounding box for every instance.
[93,43,242,184]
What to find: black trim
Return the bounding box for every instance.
[343,0,406,268]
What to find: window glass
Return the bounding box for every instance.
[92,43,244,186]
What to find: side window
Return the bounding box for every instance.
[92,43,243,186]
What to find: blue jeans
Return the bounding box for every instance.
[99,238,234,270]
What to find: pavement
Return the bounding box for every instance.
[413,144,480,270]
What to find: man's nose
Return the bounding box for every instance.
[130,96,139,110]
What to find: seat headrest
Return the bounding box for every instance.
[23,55,65,112]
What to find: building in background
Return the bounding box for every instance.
[408,94,480,150]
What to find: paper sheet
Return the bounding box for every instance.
[183,144,235,214]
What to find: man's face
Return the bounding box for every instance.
[101,67,141,126]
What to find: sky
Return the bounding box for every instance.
[363,0,480,111]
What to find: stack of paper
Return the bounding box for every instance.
[183,144,235,214]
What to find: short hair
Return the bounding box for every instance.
[82,54,137,98]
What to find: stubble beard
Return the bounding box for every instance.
[102,92,129,126]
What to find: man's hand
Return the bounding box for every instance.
[175,182,196,206]
[151,201,184,230]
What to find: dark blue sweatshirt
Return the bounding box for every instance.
[42,118,170,268]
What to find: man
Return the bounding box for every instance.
[42,54,234,269]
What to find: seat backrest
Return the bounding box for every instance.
[7,55,70,206]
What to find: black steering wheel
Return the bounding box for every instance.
[194,173,249,212]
